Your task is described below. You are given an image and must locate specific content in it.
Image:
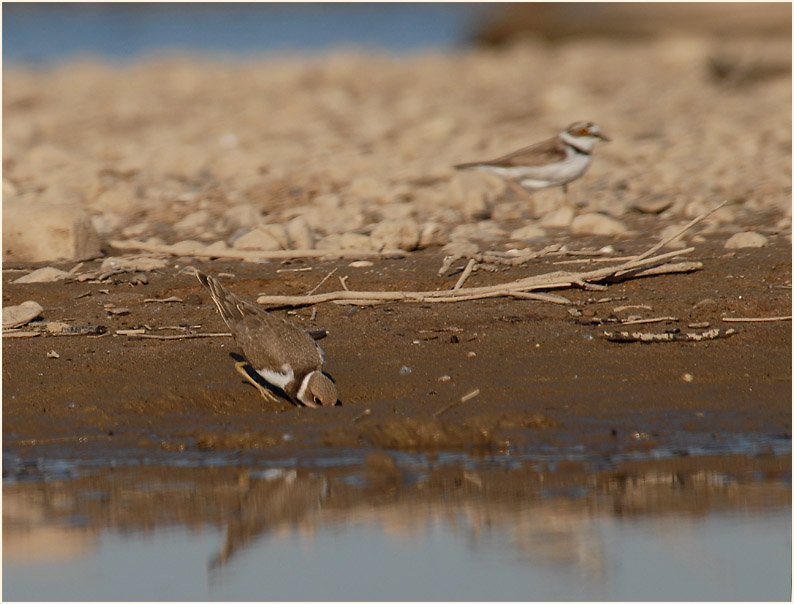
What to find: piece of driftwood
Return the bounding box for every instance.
[255,202,723,308]
[109,239,406,260]
[603,327,738,343]
[257,252,700,307]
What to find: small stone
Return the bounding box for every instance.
[302,204,366,235]
[539,206,576,228]
[90,189,138,214]
[223,204,265,232]
[314,193,343,209]
[441,240,478,257]
[174,209,213,235]
[47,350,60,359]
[91,212,126,236]
[685,200,737,223]
[3,300,44,329]
[14,267,70,283]
[370,218,420,251]
[449,173,495,219]
[316,232,372,250]
[467,351,476,358]
[724,231,768,249]
[121,222,153,239]
[399,365,412,375]
[510,224,547,241]
[418,222,449,248]
[285,216,314,250]
[349,260,373,268]
[205,240,229,252]
[449,221,506,243]
[169,240,206,255]
[632,197,673,214]
[101,256,168,272]
[377,202,415,221]
[658,224,688,249]
[570,213,629,237]
[232,226,287,251]
[490,200,527,221]
[682,373,694,383]
[438,375,452,382]
[3,178,18,197]
[349,176,390,201]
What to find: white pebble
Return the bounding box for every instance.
[724,231,768,249]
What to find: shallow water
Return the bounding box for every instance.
[3,3,484,64]
[3,451,791,601]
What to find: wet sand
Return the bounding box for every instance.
[3,234,791,460]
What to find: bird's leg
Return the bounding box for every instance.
[234,361,281,403]
[504,178,536,204]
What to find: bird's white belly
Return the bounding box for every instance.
[257,364,294,390]
[487,153,591,189]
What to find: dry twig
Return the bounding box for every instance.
[121,332,232,340]
[306,268,337,295]
[721,316,791,323]
[453,259,477,290]
[434,388,481,418]
[618,316,678,326]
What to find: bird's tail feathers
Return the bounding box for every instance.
[195,270,247,326]
[453,161,485,170]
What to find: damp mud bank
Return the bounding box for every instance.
[3,235,791,465]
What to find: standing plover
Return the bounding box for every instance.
[196,271,338,407]
[454,121,610,200]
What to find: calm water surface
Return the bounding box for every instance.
[3,2,487,64]
[3,453,791,601]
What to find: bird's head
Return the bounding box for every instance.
[564,121,610,150]
[300,371,339,407]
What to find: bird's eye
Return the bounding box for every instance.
[578,127,590,136]
[314,396,322,406]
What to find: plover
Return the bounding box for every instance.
[196,271,338,408]
[454,121,610,199]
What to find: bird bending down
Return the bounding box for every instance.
[454,121,610,202]
[196,270,338,408]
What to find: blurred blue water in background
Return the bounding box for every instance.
[3,2,494,64]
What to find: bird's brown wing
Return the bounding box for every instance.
[196,270,324,371]
[234,311,324,373]
[456,136,568,169]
